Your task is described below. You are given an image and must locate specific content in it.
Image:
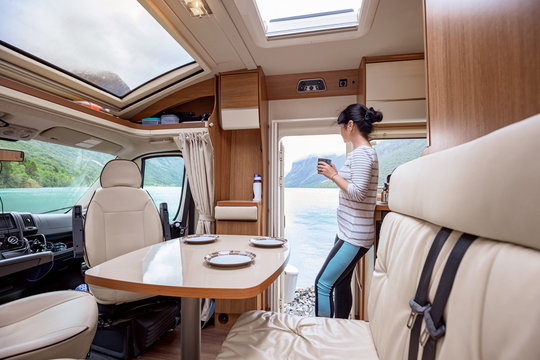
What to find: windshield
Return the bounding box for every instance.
[0,139,115,213]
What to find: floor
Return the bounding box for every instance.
[139,325,230,360]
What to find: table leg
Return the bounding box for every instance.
[181,297,201,360]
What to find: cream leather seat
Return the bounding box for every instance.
[217,114,540,359]
[85,159,163,305]
[0,290,98,360]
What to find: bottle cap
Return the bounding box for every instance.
[254,174,262,180]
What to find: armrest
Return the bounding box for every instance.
[160,202,172,240]
[72,205,84,258]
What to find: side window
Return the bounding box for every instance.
[142,156,185,222]
[372,138,427,187]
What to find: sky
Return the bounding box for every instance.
[281,134,345,174]
[0,0,193,93]
[255,0,362,21]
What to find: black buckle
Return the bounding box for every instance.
[420,306,446,346]
[407,298,431,329]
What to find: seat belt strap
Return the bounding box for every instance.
[420,233,477,360]
[407,227,453,360]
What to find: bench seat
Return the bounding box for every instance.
[218,311,378,360]
[217,113,540,360]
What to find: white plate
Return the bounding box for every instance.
[182,234,218,244]
[250,237,287,248]
[204,250,256,268]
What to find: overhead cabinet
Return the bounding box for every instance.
[220,72,260,130]
[365,59,426,124]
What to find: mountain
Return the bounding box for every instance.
[284,154,346,188]
[72,69,130,96]
[284,139,426,188]
[0,139,114,188]
[0,139,185,189]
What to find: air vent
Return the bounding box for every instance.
[297,78,326,93]
[20,214,36,228]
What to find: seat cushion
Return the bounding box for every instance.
[217,310,379,360]
[88,284,154,305]
[0,290,98,360]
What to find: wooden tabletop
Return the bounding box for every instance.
[85,235,289,299]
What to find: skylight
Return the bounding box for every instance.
[0,0,195,98]
[254,0,362,38]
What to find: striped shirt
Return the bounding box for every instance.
[336,146,379,248]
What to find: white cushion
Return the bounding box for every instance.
[389,113,540,250]
[215,206,258,221]
[0,291,97,360]
[100,159,142,188]
[217,311,378,360]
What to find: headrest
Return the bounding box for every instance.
[389,113,540,250]
[100,159,142,188]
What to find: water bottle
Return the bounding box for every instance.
[253,174,262,201]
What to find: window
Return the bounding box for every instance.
[372,138,427,187]
[254,0,362,38]
[142,156,185,222]
[0,0,195,97]
[0,139,115,213]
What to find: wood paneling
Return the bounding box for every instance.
[209,74,231,204]
[362,53,425,64]
[165,96,214,117]
[215,220,259,236]
[266,69,359,100]
[216,200,259,207]
[0,76,207,131]
[358,58,366,104]
[259,69,269,236]
[229,129,262,200]
[131,78,215,122]
[220,71,259,109]
[215,296,260,328]
[424,0,540,153]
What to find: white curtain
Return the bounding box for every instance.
[176,131,215,234]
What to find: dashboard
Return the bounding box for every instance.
[0,211,73,277]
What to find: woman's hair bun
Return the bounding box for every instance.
[337,103,383,135]
[366,107,383,123]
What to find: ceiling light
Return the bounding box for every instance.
[182,0,212,17]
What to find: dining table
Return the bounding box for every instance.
[84,234,290,360]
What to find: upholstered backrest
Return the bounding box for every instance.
[84,159,163,268]
[368,114,540,359]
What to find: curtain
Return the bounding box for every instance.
[176,131,215,234]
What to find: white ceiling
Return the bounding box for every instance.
[167,0,425,75]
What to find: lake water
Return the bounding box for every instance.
[1,186,336,288]
[0,187,182,218]
[284,188,339,288]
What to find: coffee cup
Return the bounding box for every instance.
[317,158,332,173]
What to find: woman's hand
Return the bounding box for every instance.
[318,162,338,180]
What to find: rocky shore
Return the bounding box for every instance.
[283,286,315,317]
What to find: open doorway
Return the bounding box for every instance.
[280,134,346,316]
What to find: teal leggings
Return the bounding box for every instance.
[315,236,369,318]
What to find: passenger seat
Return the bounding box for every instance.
[0,290,98,360]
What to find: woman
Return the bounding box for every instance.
[315,104,382,318]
